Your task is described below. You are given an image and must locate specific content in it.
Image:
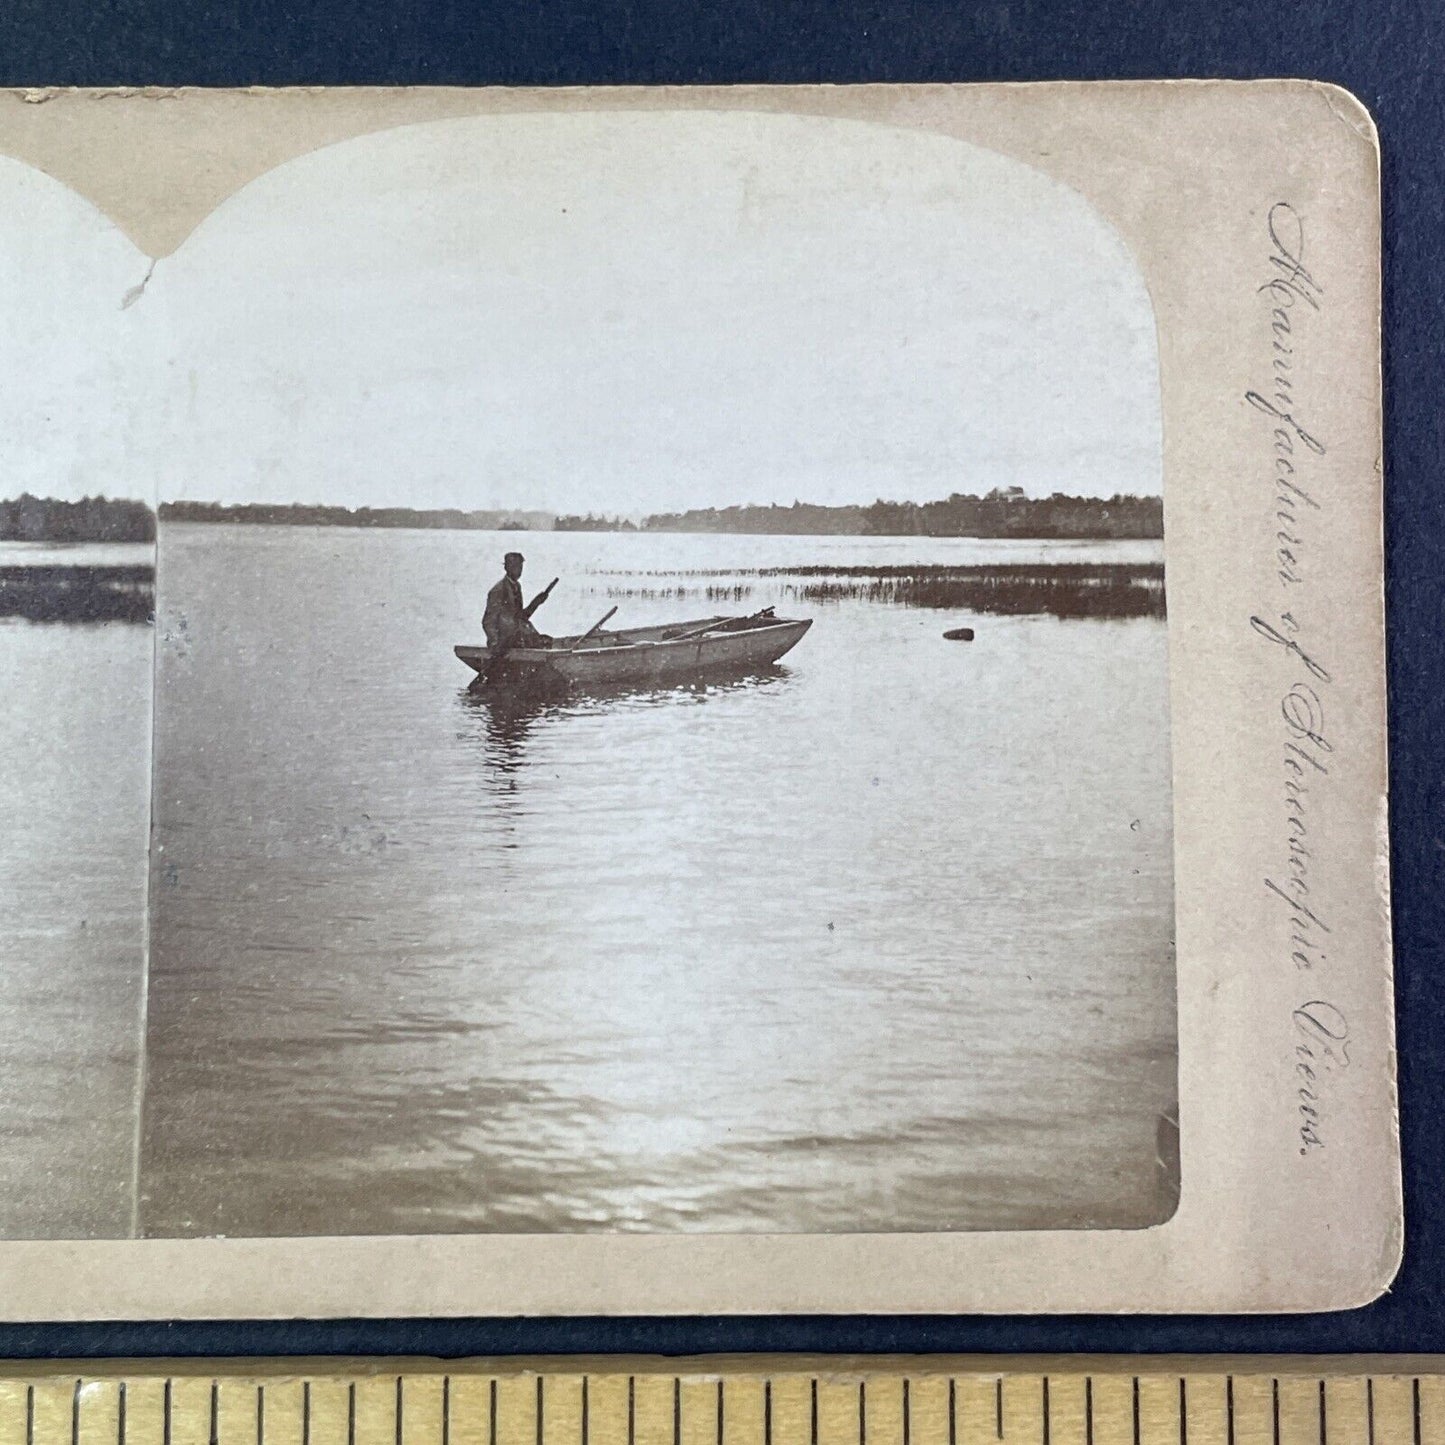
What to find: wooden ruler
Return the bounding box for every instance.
[0,1360,1440,1445]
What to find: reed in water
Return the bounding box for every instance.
[0,565,155,623]
[604,562,1165,620]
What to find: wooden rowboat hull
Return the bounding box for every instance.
[455,614,811,690]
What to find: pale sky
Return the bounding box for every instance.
[0,157,161,504]
[0,112,1162,513]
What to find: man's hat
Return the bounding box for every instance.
[504,551,524,565]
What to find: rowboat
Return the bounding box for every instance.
[455,609,812,690]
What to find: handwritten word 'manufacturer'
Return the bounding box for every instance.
[1245,202,1326,591]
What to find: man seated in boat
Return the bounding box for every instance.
[483,551,555,652]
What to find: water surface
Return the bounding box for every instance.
[0,606,151,1237]
[139,525,1177,1236]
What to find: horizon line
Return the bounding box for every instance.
[0,491,1163,511]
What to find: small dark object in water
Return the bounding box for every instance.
[943,626,975,641]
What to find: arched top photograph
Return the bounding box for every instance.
[0,82,1393,1320]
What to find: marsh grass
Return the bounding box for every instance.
[604,563,1165,620]
[0,564,155,623]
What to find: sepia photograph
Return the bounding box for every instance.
[0,84,1396,1315]
[4,107,1176,1240]
[0,169,160,1239]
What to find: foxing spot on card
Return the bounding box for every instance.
[0,82,1395,1318]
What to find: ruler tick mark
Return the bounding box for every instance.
[21,1362,1438,1445]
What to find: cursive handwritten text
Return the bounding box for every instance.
[1247,201,1348,1155]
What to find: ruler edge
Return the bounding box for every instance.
[0,1355,1442,1379]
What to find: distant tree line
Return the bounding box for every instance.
[851,490,1162,539]
[0,493,156,543]
[555,512,639,532]
[159,501,553,530]
[575,490,1164,539]
[3,490,1161,540]
[643,502,869,535]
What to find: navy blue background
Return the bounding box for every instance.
[0,0,1438,1360]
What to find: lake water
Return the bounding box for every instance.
[0,541,155,568]
[136,524,1177,1237]
[0,546,152,1238]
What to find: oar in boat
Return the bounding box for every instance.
[668,607,775,643]
[479,577,560,684]
[524,577,558,620]
[567,605,619,652]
